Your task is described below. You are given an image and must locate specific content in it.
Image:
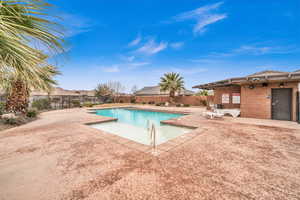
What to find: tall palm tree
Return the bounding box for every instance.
[0,0,64,113]
[0,0,63,68]
[159,72,185,100]
[1,58,60,113]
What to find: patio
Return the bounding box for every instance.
[0,105,299,200]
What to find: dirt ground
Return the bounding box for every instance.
[0,106,299,200]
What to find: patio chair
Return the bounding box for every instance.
[203,110,224,119]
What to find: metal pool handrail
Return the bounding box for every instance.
[150,123,156,150]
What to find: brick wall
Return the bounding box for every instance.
[213,86,241,109]
[117,95,212,106]
[241,82,298,121]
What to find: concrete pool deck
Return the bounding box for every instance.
[0,105,299,199]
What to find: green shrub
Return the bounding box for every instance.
[0,102,5,115]
[106,99,113,103]
[200,100,208,106]
[155,103,161,106]
[176,104,181,107]
[71,100,81,107]
[2,115,26,125]
[26,109,38,118]
[183,104,190,107]
[31,99,51,110]
[142,102,146,104]
[3,117,18,125]
[83,102,94,107]
[130,99,136,103]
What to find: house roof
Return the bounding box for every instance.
[135,86,194,96]
[193,70,300,89]
[31,87,95,96]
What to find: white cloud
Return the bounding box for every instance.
[120,55,136,62]
[56,13,95,38]
[136,39,168,55]
[154,66,208,75]
[190,58,219,63]
[170,42,184,49]
[209,45,298,57]
[128,35,142,46]
[101,65,120,73]
[129,62,150,67]
[173,2,227,34]
[232,45,271,55]
[171,67,208,75]
[127,62,150,69]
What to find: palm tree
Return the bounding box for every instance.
[0,0,63,68]
[159,72,185,100]
[1,58,60,113]
[0,0,64,113]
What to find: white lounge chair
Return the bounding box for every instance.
[203,111,224,119]
[215,109,240,118]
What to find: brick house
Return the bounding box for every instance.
[193,70,300,122]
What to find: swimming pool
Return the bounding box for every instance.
[90,108,192,145]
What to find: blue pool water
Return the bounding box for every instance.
[95,108,183,128]
[90,108,192,145]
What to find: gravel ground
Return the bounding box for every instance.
[0,106,299,200]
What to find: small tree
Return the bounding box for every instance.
[196,89,209,96]
[95,83,113,97]
[107,81,125,102]
[131,85,138,95]
[159,72,184,102]
[95,81,125,103]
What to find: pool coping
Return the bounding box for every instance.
[84,106,201,155]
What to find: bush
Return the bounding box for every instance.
[31,99,51,110]
[83,102,94,107]
[155,103,161,106]
[0,102,5,115]
[71,100,81,107]
[1,114,25,125]
[26,109,38,118]
[142,102,146,104]
[120,100,124,103]
[200,100,208,106]
[183,104,190,107]
[176,104,181,107]
[3,117,18,125]
[130,99,136,103]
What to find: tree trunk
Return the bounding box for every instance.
[169,90,175,103]
[5,80,29,114]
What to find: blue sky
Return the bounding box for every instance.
[50,0,300,92]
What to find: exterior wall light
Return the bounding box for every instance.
[249,85,255,89]
[279,82,285,87]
